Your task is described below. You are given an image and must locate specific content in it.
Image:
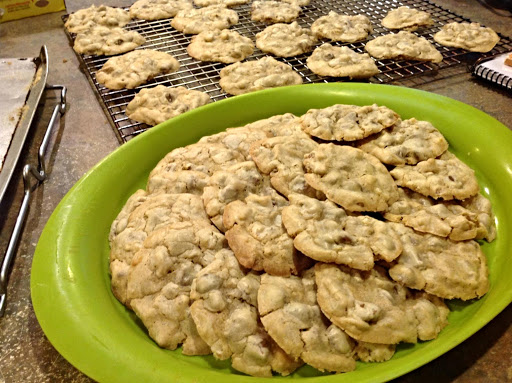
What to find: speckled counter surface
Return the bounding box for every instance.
[0,0,511,382]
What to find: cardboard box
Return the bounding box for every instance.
[0,0,66,23]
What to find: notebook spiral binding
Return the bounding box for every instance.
[472,55,512,90]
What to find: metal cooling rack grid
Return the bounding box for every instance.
[65,0,512,143]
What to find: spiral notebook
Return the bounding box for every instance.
[472,53,512,90]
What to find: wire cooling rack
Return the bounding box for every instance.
[64,0,512,143]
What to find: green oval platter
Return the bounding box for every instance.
[31,83,512,383]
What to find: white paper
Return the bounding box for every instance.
[480,52,512,76]
[0,58,36,171]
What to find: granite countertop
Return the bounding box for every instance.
[0,0,511,381]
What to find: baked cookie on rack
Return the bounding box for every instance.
[73,26,146,56]
[255,22,317,57]
[219,57,303,95]
[64,4,131,34]
[194,0,250,7]
[96,49,180,90]
[307,43,379,78]
[130,0,193,20]
[281,0,310,5]
[311,12,373,42]
[126,85,211,126]
[381,6,433,31]
[187,29,254,63]
[171,5,239,34]
[251,1,301,24]
[365,31,443,62]
[433,22,500,52]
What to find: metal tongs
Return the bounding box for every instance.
[0,84,67,316]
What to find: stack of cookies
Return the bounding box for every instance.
[109,103,495,376]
